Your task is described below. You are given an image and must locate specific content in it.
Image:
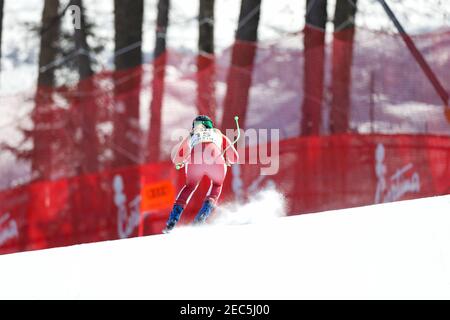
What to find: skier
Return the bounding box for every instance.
[163,115,239,233]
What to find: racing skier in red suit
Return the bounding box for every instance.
[163,115,239,233]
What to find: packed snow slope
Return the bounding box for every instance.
[0,194,449,299]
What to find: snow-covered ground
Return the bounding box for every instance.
[0,193,449,299]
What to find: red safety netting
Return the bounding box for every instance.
[0,27,449,254]
[1,133,449,254]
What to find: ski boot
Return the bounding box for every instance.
[193,199,215,225]
[162,204,184,234]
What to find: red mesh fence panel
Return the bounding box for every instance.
[0,27,449,254]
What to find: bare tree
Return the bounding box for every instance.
[221,0,261,131]
[330,0,358,133]
[147,0,170,162]
[301,0,327,136]
[113,0,144,168]
[197,0,216,119]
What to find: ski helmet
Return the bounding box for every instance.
[192,115,214,129]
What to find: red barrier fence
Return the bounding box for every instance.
[1,27,450,254]
[1,133,449,254]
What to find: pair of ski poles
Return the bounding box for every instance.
[175,116,241,170]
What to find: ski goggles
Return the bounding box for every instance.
[193,120,214,129]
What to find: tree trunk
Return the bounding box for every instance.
[114,0,143,71]
[33,0,60,181]
[37,0,60,88]
[330,0,357,133]
[70,0,99,174]
[301,0,327,136]
[112,0,144,239]
[72,0,92,79]
[147,0,170,163]
[113,0,143,168]
[219,0,260,206]
[221,0,261,131]
[197,0,216,119]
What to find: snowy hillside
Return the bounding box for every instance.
[0,193,449,299]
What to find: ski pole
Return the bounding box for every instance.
[219,116,241,163]
[175,116,241,170]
